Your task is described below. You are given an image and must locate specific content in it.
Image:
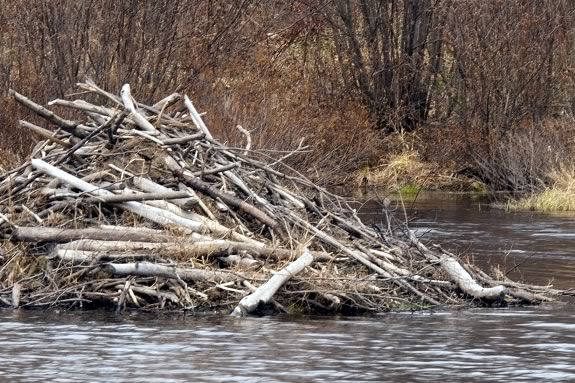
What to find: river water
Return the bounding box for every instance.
[358,192,575,289]
[1,192,574,382]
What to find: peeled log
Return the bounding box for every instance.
[440,256,505,299]
[231,249,313,317]
[31,159,206,233]
[9,89,81,135]
[50,249,160,264]
[104,262,241,283]
[10,226,181,243]
[55,239,333,261]
[120,84,157,133]
[132,177,259,245]
[11,225,213,244]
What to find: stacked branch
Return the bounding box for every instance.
[0,82,570,315]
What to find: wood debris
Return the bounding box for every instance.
[0,82,570,315]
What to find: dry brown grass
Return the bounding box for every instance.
[351,148,474,192]
[508,166,575,212]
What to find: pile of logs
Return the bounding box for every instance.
[0,81,569,315]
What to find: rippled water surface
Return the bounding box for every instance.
[1,307,575,383]
[1,193,574,382]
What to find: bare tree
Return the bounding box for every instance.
[321,0,448,132]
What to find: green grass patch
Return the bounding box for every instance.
[399,183,423,196]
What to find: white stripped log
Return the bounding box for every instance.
[49,249,156,263]
[439,256,505,299]
[120,84,157,133]
[184,95,213,139]
[231,249,314,317]
[132,177,198,207]
[152,93,181,110]
[268,184,306,209]
[105,262,241,283]
[87,191,192,204]
[132,178,260,245]
[11,225,199,243]
[408,230,505,299]
[54,239,332,261]
[235,125,251,155]
[31,159,206,232]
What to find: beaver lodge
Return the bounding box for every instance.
[0,81,571,316]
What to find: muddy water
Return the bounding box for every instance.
[1,193,574,382]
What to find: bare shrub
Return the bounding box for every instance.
[444,0,575,188]
[473,120,575,193]
[316,0,448,133]
[2,0,575,190]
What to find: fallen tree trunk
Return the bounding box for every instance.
[231,249,313,316]
[104,262,242,283]
[9,226,196,243]
[56,239,333,261]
